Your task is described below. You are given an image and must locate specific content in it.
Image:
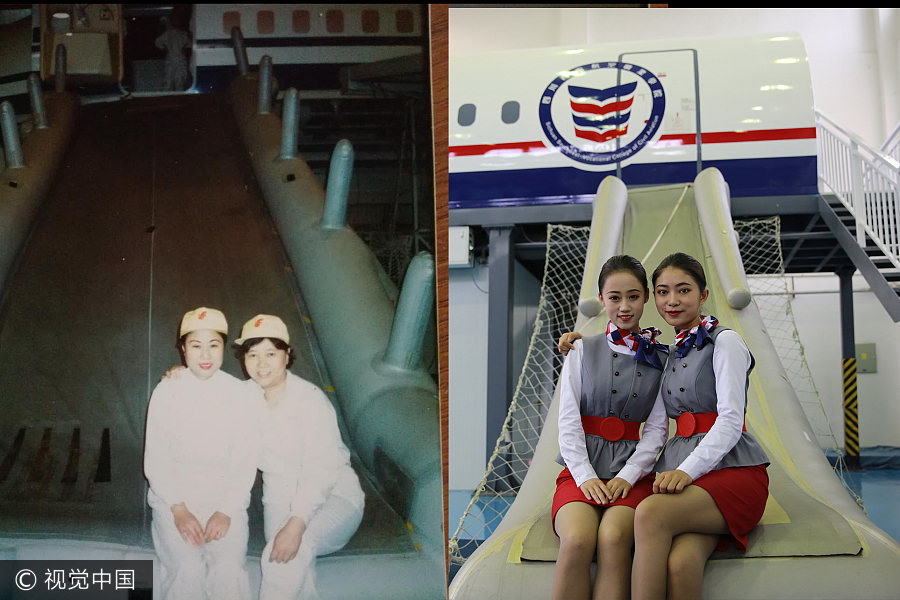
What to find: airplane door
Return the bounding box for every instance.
[617,49,701,183]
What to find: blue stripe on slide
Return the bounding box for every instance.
[448,156,818,209]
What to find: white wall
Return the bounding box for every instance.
[448,7,900,491]
[788,274,900,449]
[450,7,899,146]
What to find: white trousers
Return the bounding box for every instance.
[164,56,189,90]
[152,506,251,600]
[259,496,363,600]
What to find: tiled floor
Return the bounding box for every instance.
[842,468,900,542]
[828,446,900,542]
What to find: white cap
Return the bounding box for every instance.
[180,307,228,337]
[235,314,290,345]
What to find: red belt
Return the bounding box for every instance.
[676,412,746,437]
[581,416,642,441]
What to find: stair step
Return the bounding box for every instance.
[821,195,900,292]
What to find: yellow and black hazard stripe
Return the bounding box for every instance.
[842,357,859,459]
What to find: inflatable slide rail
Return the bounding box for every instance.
[226,49,444,599]
[0,81,77,304]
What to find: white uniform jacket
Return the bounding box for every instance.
[144,369,265,517]
[257,372,364,525]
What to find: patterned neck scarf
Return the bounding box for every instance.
[674,315,719,358]
[606,322,666,368]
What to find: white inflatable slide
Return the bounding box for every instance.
[449,168,900,599]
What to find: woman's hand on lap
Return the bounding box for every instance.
[606,477,631,501]
[204,511,231,542]
[269,516,306,563]
[172,504,205,546]
[653,470,693,494]
[579,478,612,504]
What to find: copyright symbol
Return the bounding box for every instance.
[15,568,36,591]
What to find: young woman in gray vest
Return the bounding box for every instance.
[552,255,669,600]
[619,252,770,599]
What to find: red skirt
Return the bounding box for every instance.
[551,468,655,535]
[692,464,769,553]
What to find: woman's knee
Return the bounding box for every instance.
[305,497,363,556]
[554,502,600,558]
[633,496,671,537]
[666,534,716,593]
[667,547,703,581]
[596,517,632,552]
[667,548,707,597]
[558,530,597,562]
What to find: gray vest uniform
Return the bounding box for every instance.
[654,327,770,473]
[556,333,667,479]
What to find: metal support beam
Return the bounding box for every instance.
[486,227,515,488]
[231,26,248,76]
[54,44,66,93]
[783,213,821,266]
[813,244,843,273]
[258,55,273,115]
[838,266,861,470]
[340,53,424,94]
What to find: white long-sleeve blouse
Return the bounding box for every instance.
[144,369,265,517]
[616,329,752,485]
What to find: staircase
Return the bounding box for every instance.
[882,121,900,166]
[815,111,900,321]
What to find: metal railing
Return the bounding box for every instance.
[816,110,900,270]
[881,120,900,165]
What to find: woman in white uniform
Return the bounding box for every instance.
[154,16,191,91]
[144,307,265,600]
[235,314,364,600]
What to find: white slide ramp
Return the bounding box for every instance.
[450,168,900,599]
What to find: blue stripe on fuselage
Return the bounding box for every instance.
[448,156,817,209]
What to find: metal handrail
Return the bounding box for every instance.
[815,110,900,271]
[817,111,900,170]
[881,120,900,165]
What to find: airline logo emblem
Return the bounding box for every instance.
[568,81,637,143]
[539,61,665,167]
